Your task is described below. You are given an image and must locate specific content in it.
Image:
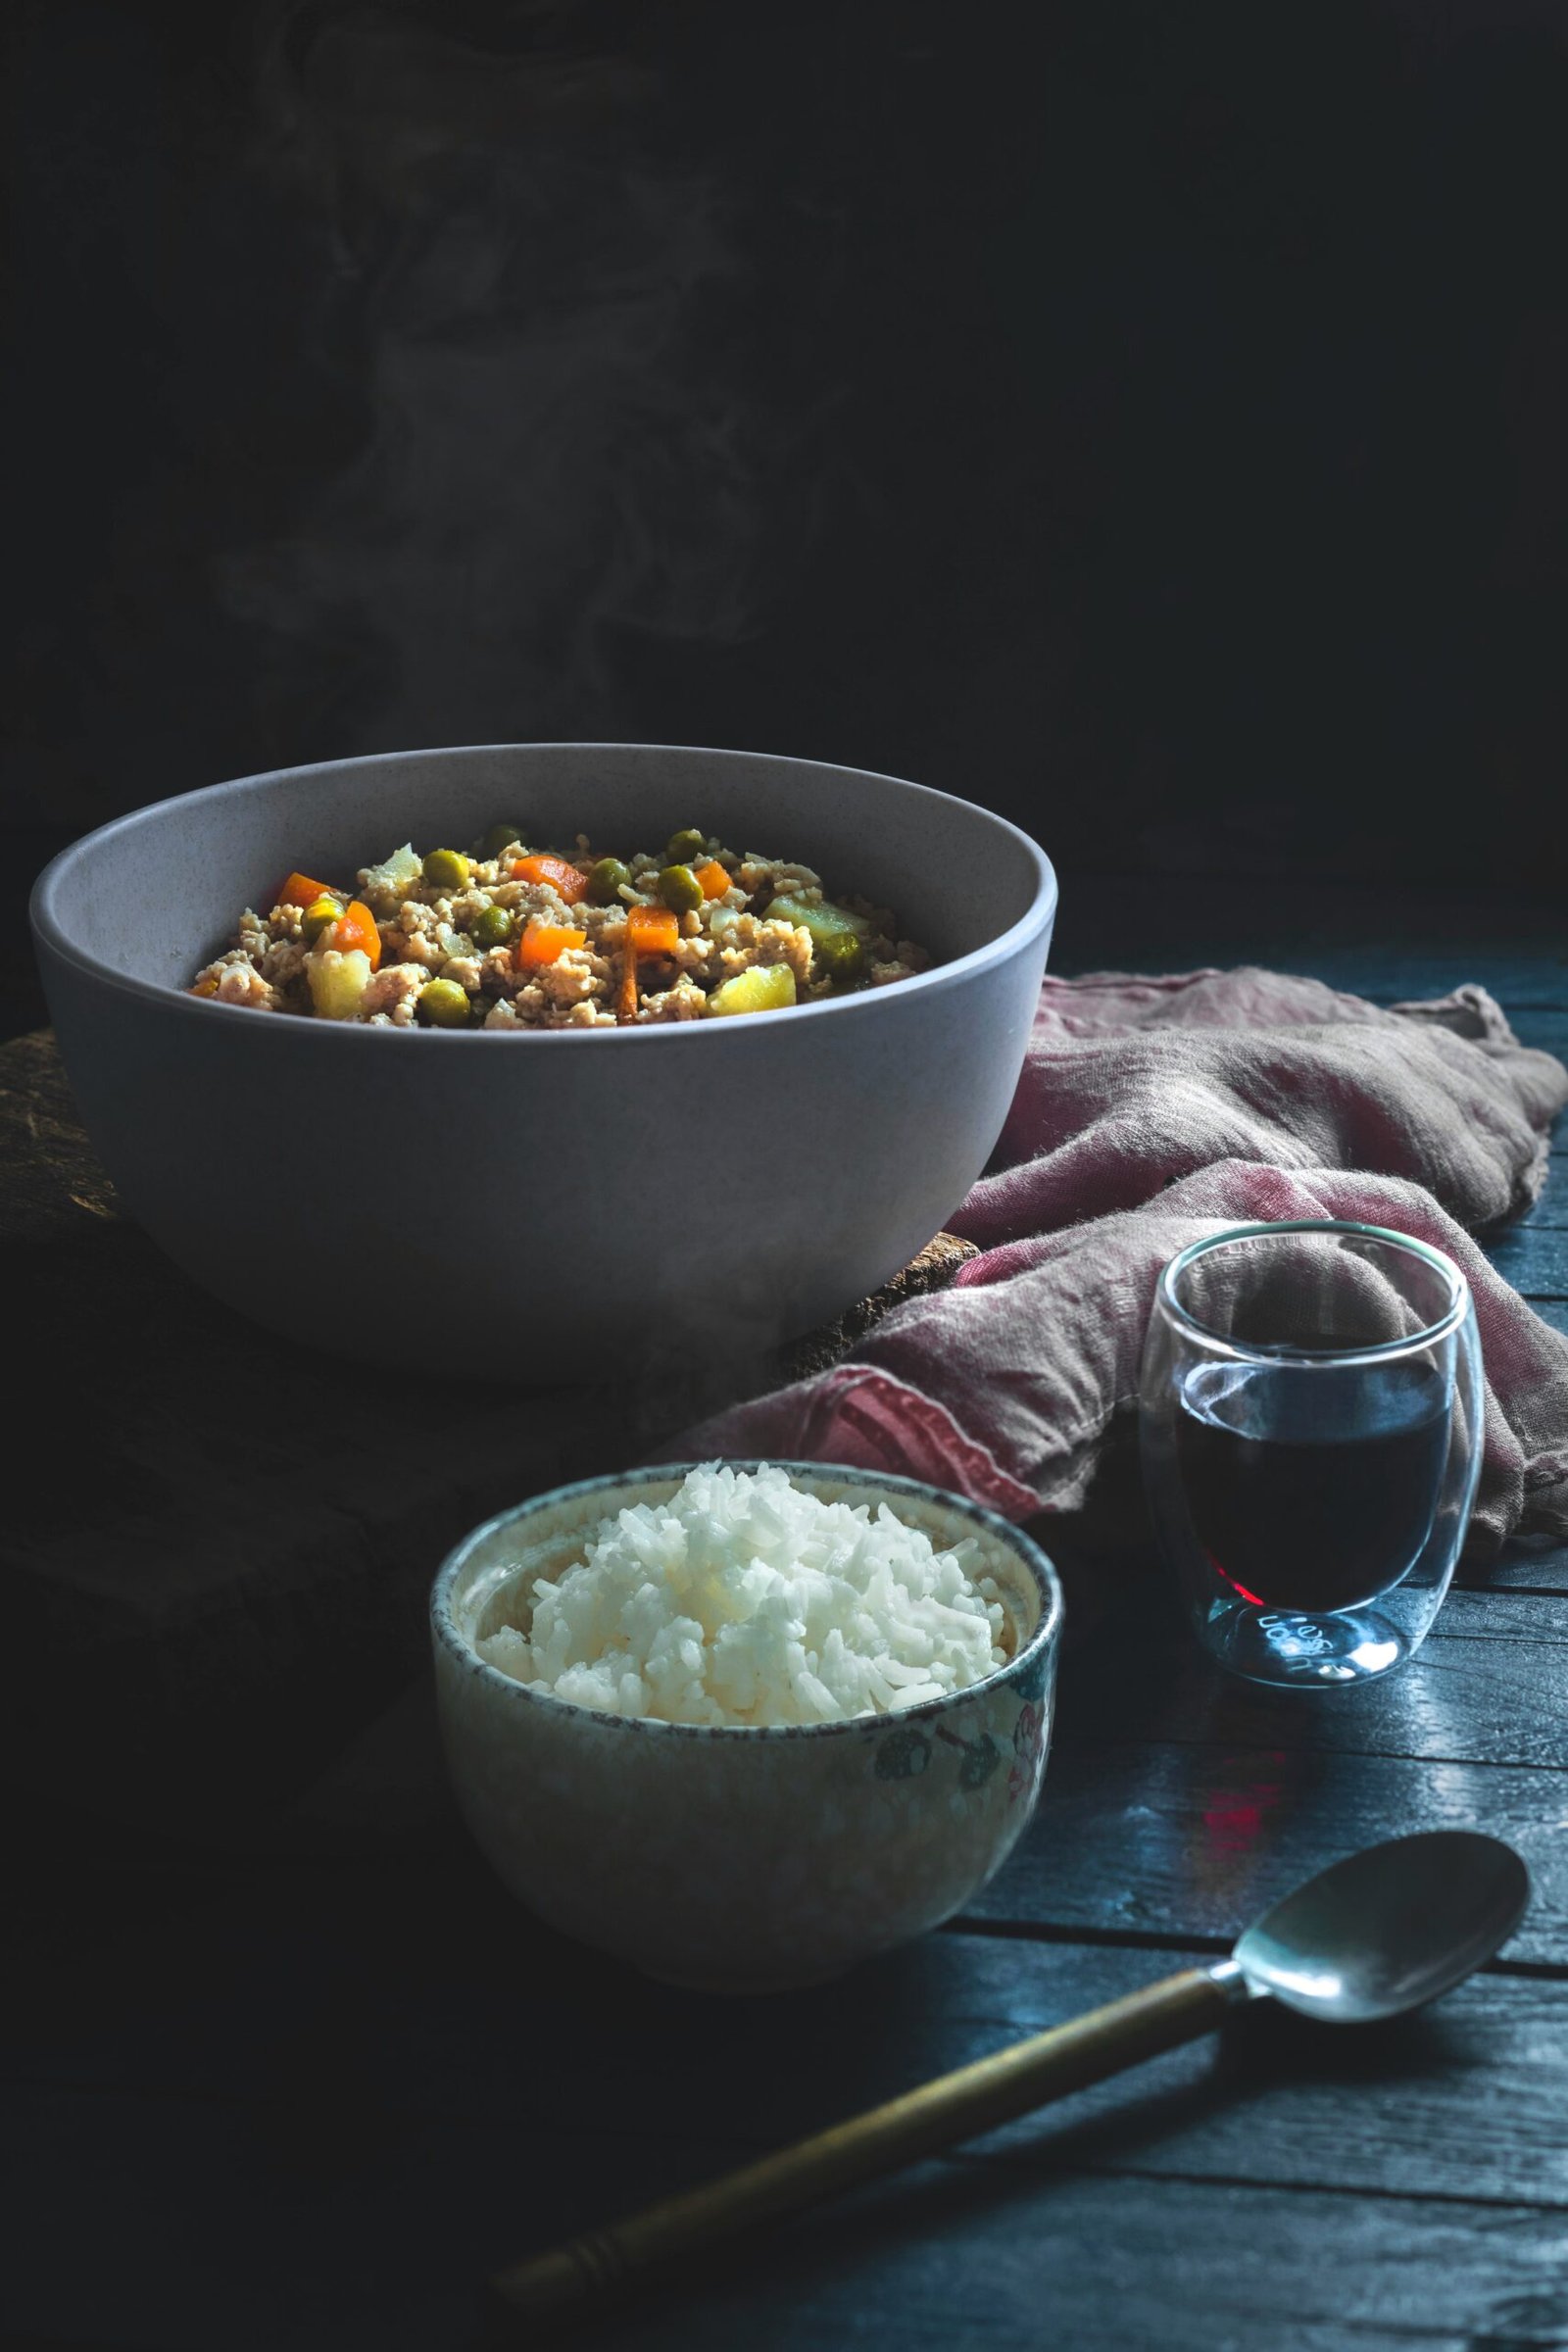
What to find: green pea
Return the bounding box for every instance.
[416,979,471,1027]
[300,895,344,944]
[475,823,528,859]
[665,828,709,864]
[421,848,471,892]
[812,928,866,984]
[472,906,514,949]
[587,857,633,906]
[658,862,704,914]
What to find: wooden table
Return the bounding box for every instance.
[7,879,1567,2351]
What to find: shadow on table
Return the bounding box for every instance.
[466,1990,1471,2351]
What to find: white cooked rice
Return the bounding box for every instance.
[476,1462,1008,1728]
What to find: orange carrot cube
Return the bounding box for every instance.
[328,899,382,970]
[277,870,336,909]
[625,904,679,956]
[516,919,587,969]
[511,854,589,906]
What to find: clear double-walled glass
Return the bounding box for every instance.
[1140,1221,1484,1688]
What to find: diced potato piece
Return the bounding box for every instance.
[706,964,798,1018]
[358,842,423,904]
[307,947,373,1020]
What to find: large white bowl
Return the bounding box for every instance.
[30,742,1055,1369]
[431,1462,1063,1991]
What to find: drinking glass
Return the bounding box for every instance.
[1139,1221,1484,1687]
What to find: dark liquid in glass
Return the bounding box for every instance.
[1177,1359,1451,1613]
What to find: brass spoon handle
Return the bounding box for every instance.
[491,1960,1248,2318]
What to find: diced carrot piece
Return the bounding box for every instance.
[190,975,221,999]
[625,904,679,956]
[278,870,336,909]
[511,854,589,906]
[516,919,587,969]
[617,938,638,1022]
[696,859,731,901]
[328,899,382,971]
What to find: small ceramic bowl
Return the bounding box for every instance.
[430,1462,1063,1993]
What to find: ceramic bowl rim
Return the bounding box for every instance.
[430,1459,1063,1742]
[28,739,1058,1041]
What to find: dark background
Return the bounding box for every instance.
[9,0,1567,928]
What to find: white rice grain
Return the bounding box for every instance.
[476,1463,1008,1727]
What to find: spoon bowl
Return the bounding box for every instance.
[1234,1829,1532,2024]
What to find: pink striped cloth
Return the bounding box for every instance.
[670,970,1568,1557]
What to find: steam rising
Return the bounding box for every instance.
[223,4,793,742]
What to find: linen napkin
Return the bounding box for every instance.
[671,970,1568,1558]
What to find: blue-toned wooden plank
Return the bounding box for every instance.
[8,2075,1568,2352]
[1485,1219,1568,1296]
[1456,1539,1568,1594]
[8,1800,1568,2347]
[1510,1175,1567,1226]
[1508,1005,1568,1060]
[1048,877,1568,1010]
[1054,1580,1568,1773]
[970,1740,1568,1967]
[9,1872,1565,2212]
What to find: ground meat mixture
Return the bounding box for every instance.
[190,825,932,1030]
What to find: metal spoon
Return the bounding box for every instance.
[491,1831,1530,2318]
